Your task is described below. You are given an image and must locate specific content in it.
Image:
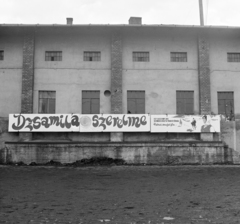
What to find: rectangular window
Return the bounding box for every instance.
[176,91,194,115]
[45,51,62,61]
[0,51,4,60]
[82,91,100,114]
[38,91,56,113]
[133,52,149,62]
[127,91,145,114]
[218,92,234,120]
[171,52,187,62]
[84,51,101,61]
[227,53,240,62]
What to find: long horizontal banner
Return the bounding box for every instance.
[8,114,150,132]
[9,114,80,132]
[9,114,220,133]
[151,115,220,133]
[79,114,150,132]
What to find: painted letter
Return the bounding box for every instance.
[12,114,26,130]
[92,115,99,127]
[71,115,80,127]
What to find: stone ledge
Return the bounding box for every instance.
[5,141,224,147]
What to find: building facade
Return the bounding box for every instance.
[0,18,240,164]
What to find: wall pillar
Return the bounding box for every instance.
[198,36,213,141]
[19,29,35,141]
[110,32,123,142]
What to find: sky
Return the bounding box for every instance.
[1,0,240,26]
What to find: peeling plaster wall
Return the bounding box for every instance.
[0,118,19,163]
[3,142,224,165]
[221,120,240,164]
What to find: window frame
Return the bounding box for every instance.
[45,51,62,61]
[83,51,101,62]
[171,52,187,62]
[82,90,100,114]
[0,50,4,60]
[132,52,149,62]
[127,90,145,114]
[218,91,234,120]
[38,91,56,114]
[227,53,240,62]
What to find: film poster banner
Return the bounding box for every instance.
[151,115,220,133]
[79,114,150,132]
[9,114,80,132]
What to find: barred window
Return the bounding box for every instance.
[0,51,4,60]
[45,51,62,61]
[227,53,240,62]
[133,52,149,62]
[38,91,56,114]
[171,52,187,62]
[84,52,101,61]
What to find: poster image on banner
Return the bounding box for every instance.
[79,114,150,132]
[9,114,80,132]
[151,115,220,133]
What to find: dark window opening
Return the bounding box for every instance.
[218,92,234,120]
[0,51,4,60]
[176,91,194,115]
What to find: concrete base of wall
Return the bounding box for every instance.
[1,141,227,165]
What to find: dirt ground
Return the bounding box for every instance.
[1,165,240,224]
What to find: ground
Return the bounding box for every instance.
[1,165,240,224]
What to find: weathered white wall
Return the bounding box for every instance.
[122,30,199,114]
[32,28,200,115]
[209,31,240,118]
[33,31,111,114]
[0,34,22,116]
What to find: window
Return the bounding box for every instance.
[38,91,56,113]
[45,51,62,61]
[127,91,145,114]
[176,91,194,115]
[0,51,4,60]
[82,91,100,114]
[227,53,240,62]
[218,92,234,120]
[84,52,101,61]
[171,52,187,62]
[133,52,149,62]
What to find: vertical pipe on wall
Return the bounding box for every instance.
[199,0,204,26]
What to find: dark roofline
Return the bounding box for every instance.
[0,23,240,30]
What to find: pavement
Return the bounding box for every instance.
[1,165,240,224]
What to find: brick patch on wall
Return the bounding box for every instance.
[20,29,35,141]
[198,37,211,115]
[111,33,122,114]
[21,30,35,114]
